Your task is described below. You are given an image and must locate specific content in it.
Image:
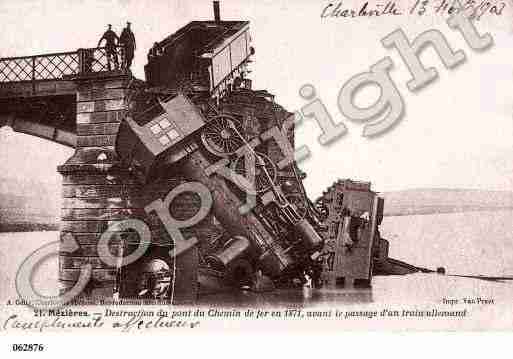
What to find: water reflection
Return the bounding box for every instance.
[198,287,373,307]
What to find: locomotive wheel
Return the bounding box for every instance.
[201,115,244,157]
[232,152,277,193]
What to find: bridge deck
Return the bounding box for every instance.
[0,46,132,147]
[0,46,126,99]
[0,80,77,99]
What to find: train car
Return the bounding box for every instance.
[115,3,334,295]
[144,9,253,99]
[315,179,385,287]
[116,93,205,182]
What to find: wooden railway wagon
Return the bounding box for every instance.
[145,17,252,99]
[315,180,385,287]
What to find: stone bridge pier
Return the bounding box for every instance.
[58,73,198,304]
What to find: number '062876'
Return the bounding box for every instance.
[11,344,45,352]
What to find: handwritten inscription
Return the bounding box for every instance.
[322,1,403,18]
[410,0,505,19]
[321,1,506,19]
[0,306,481,333]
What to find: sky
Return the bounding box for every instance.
[1,0,513,199]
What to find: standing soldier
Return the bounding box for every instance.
[97,24,119,71]
[120,22,136,70]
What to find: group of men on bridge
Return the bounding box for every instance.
[98,23,136,71]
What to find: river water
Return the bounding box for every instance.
[1,210,512,306]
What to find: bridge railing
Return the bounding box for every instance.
[0,46,126,83]
[77,46,125,74]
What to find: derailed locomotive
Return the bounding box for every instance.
[115,4,397,302]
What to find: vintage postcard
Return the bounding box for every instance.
[0,0,513,346]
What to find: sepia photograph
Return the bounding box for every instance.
[0,0,512,340]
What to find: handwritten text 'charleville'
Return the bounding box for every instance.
[321,0,506,20]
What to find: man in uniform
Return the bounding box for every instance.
[97,24,119,71]
[120,22,136,70]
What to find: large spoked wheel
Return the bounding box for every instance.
[201,115,244,157]
[232,152,277,193]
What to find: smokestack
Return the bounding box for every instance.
[213,1,221,23]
